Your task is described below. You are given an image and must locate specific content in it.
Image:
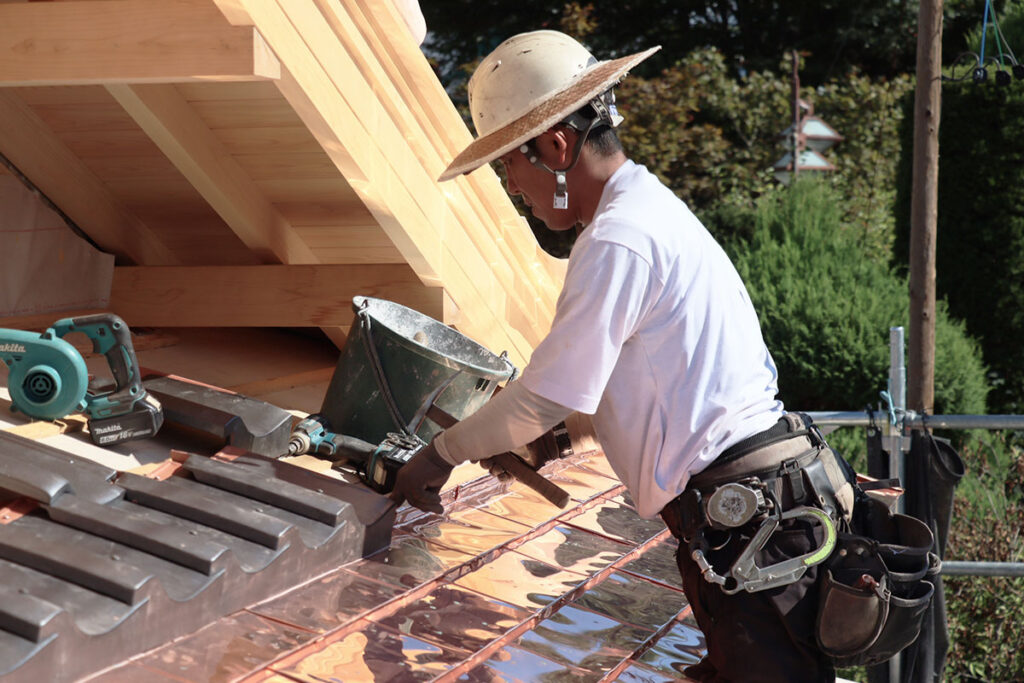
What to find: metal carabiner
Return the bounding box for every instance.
[724,505,838,594]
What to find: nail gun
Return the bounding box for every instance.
[1,313,163,446]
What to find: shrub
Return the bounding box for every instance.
[731,179,989,417]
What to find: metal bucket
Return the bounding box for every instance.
[318,296,516,445]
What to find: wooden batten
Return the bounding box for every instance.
[0,0,280,86]
[108,264,442,328]
[105,83,318,266]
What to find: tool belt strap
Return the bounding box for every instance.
[661,415,854,541]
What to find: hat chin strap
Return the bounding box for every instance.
[520,115,602,210]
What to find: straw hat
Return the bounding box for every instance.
[438,31,660,182]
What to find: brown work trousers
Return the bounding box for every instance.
[671,518,837,683]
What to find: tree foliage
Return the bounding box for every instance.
[614,49,913,256]
[731,179,988,415]
[422,0,992,86]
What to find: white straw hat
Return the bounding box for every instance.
[438,31,659,182]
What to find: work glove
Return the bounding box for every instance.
[479,422,571,481]
[388,439,454,514]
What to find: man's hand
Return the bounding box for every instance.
[478,422,571,479]
[388,439,454,514]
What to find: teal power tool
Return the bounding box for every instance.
[287,413,421,494]
[1,313,163,446]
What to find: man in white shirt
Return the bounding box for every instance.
[391,30,854,682]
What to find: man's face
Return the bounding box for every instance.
[498,146,577,233]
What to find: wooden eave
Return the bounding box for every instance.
[0,0,565,368]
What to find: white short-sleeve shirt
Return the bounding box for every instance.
[520,160,784,518]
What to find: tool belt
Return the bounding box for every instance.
[816,496,938,667]
[660,413,937,667]
[661,413,854,544]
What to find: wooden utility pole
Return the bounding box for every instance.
[908,0,943,414]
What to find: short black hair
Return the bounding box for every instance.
[585,125,622,157]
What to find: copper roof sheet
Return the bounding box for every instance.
[92,451,705,682]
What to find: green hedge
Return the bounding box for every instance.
[732,179,989,416]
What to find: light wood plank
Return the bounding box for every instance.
[287,1,552,341]
[108,264,442,327]
[345,0,564,306]
[107,83,318,265]
[0,0,279,86]
[0,91,178,265]
[231,1,538,363]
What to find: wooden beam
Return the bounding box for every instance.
[908,0,942,414]
[108,265,442,327]
[106,83,318,265]
[0,91,179,265]
[212,0,538,366]
[0,0,280,86]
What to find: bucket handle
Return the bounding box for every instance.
[357,302,461,437]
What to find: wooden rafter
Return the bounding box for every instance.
[0,0,279,87]
[0,91,178,266]
[106,83,318,265]
[108,264,441,328]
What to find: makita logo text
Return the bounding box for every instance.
[92,423,123,434]
[0,343,27,353]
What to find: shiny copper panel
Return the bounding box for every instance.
[539,465,623,503]
[515,604,654,676]
[574,454,621,481]
[472,487,566,528]
[399,507,531,556]
[369,583,529,654]
[637,616,706,675]
[453,552,587,611]
[346,535,475,589]
[573,571,685,629]
[513,525,630,575]
[87,663,188,682]
[564,497,667,545]
[620,537,684,590]
[458,644,593,683]
[274,619,466,682]
[615,662,687,682]
[249,568,405,633]
[133,612,317,683]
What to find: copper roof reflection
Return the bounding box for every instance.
[620,536,684,590]
[638,615,706,675]
[615,662,683,682]
[454,551,588,611]
[94,452,709,683]
[458,644,593,682]
[400,506,531,555]
[126,611,317,682]
[273,619,466,682]
[574,571,686,628]
[249,568,405,633]
[565,496,668,545]
[348,535,476,589]
[516,603,654,676]
[369,584,528,653]
[514,524,630,575]
[472,487,567,527]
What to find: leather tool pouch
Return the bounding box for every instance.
[815,497,938,667]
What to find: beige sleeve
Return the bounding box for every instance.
[434,380,572,466]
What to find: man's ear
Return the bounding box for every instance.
[536,126,574,167]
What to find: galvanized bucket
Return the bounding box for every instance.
[318,296,516,445]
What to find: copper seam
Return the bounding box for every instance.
[256,478,626,676]
[433,527,679,682]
